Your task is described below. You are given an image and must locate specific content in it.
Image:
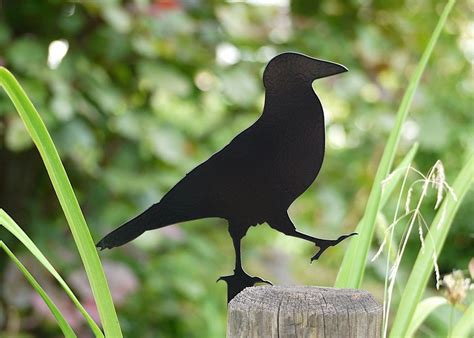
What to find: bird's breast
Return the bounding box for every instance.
[272,119,325,205]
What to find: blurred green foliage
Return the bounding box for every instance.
[0,0,472,337]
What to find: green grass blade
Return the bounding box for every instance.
[406,296,448,337]
[389,154,474,338]
[0,68,122,337]
[335,0,456,288]
[373,143,418,263]
[450,301,474,338]
[374,212,398,263]
[379,143,418,208]
[0,209,103,337]
[0,241,77,338]
[336,142,418,285]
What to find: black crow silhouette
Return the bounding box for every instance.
[97,52,356,302]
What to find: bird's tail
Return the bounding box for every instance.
[96,204,166,250]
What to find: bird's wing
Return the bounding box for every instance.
[158,122,272,219]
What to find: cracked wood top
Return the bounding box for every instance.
[227,285,382,338]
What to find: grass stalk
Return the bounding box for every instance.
[389,154,474,337]
[335,0,456,289]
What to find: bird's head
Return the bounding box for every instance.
[263,52,347,91]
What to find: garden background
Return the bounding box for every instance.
[0,0,472,337]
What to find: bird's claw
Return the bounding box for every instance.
[310,247,326,263]
[217,269,272,302]
[254,277,273,286]
[218,277,272,286]
[310,232,358,263]
[217,273,272,286]
[337,232,358,242]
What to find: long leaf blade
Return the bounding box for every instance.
[0,68,122,336]
[406,296,448,337]
[380,143,418,208]
[335,0,456,288]
[0,241,77,338]
[450,301,474,338]
[0,209,103,337]
[389,154,474,337]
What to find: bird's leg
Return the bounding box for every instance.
[232,233,243,274]
[268,213,357,263]
[291,230,357,262]
[217,225,272,303]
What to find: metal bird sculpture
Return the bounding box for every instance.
[97,52,356,302]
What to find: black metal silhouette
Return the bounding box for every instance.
[97,52,356,303]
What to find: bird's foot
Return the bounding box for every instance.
[217,268,272,303]
[310,232,358,263]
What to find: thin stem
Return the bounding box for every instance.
[383,163,411,337]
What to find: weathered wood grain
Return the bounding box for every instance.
[227,286,382,338]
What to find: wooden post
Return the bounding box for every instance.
[227,285,382,338]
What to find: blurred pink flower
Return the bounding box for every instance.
[160,224,186,241]
[69,260,139,307]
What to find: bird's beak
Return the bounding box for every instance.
[310,59,348,80]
